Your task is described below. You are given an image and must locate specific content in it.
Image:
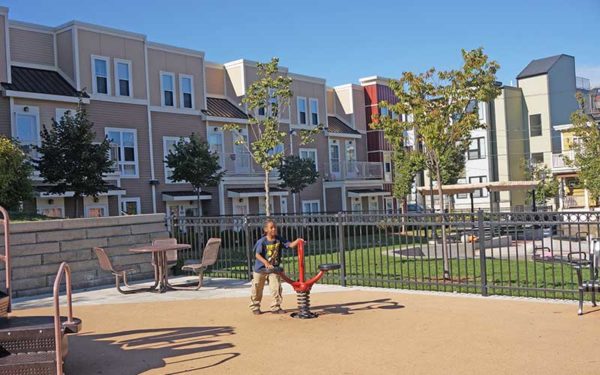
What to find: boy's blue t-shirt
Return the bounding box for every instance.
[253,235,290,272]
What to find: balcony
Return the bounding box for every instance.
[218,152,276,177]
[576,76,591,90]
[322,161,383,181]
[552,150,577,172]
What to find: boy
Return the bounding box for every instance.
[250,219,302,315]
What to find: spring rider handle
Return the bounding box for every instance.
[273,239,341,319]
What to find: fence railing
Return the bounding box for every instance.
[168,211,600,300]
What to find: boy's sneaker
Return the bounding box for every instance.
[273,309,286,314]
[251,310,261,315]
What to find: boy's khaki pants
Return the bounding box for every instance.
[249,272,282,312]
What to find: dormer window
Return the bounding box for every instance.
[92,56,110,95]
[161,72,175,107]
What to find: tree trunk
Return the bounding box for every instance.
[196,188,202,217]
[264,169,270,217]
[435,167,450,280]
[74,195,80,219]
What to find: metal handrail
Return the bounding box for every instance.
[0,205,11,312]
[53,262,75,375]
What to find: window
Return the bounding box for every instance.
[161,72,175,107]
[86,206,107,218]
[258,89,276,116]
[456,178,468,199]
[297,97,307,125]
[120,197,141,215]
[302,200,320,214]
[267,143,284,156]
[114,59,132,97]
[368,197,379,212]
[92,56,110,95]
[531,152,544,165]
[14,107,40,158]
[299,148,318,170]
[380,107,389,117]
[55,108,73,122]
[309,98,319,125]
[259,197,275,215]
[478,103,486,122]
[468,137,486,160]
[106,128,139,177]
[163,136,188,183]
[179,75,194,109]
[329,141,340,174]
[351,198,362,212]
[530,114,542,137]
[40,207,63,218]
[469,176,488,198]
[384,198,394,214]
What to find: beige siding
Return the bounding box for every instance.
[0,15,8,82]
[78,29,147,98]
[326,89,335,114]
[518,75,551,160]
[206,66,225,96]
[56,29,74,83]
[13,98,77,130]
[352,86,367,133]
[9,27,54,66]
[290,78,325,125]
[147,47,205,109]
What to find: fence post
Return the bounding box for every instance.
[244,217,253,280]
[337,212,347,287]
[478,209,488,296]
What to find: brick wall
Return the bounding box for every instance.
[0,214,169,297]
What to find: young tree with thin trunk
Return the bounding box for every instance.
[164,133,224,216]
[225,58,320,216]
[278,155,319,212]
[373,48,501,279]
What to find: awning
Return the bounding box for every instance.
[34,185,125,198]
[162,191,212,202]
[227,187,288,198]
[347,188,391,198]
[417,180,540,195]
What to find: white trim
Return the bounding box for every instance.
[309,98,319,126]
[36,189,126,198]
[91,54,111,95]
[326,132,362,139]
[12,105,40,150]
[53,32,58,67]
[105,127,140,179]
[297,96,307,125]
[228,190,288,198]
[56,21,146,41]
[163,136,189,184]
[205,60,224,69]
[90,94,146,105]
[73,27,80,90]
[8,20,54,34]
[288,72,326,85]
[279,196,288,215]
[554,123,574,131]
[144,41,157,214]
[4,13,11,83]
[113,58,133,97]
[232,197,249,215]
[298,147,318,171]
[350,197,363,212]
[3,90,90,104]
[218,181,225,216]
[10,62,57,71]
[149,105,201,115]
[160,71,176,107]
[147,41,205,58]
[348,190,391,198]
[178,73,194,110]
[358,76,392,86]
[85,204,109,218]
[290,124,318,131]
[368,195,380,211]
[162,193,211,202]
[204,115,248,124]
[301,200,321,214]
[119,197,141,215]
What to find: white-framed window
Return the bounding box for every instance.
[37,197,65,218]
[86,205,108,218]
[106,128,139,178]
[179,74,194,109]
[368,196,379,212]
[329,139,340,175]
[299,148,318,171]
[13,105,40,158]
[120,197,141,215]
[92,55,111,95]
[258,197,275,215]
[469,176,488,198]
[468,137,486,160]
[302,200,320,214]
[457,178,468,199]
[351,198,362,212]
[384,197,394,214]
[160,71,176,107]
[478,102,486,122]
[163,136,189,183]
[114,59,132,97]
[309,98,319,125]
[297,97,307,125]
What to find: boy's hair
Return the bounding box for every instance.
[263,219,276,234]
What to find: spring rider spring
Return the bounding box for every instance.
[263,239,340,319]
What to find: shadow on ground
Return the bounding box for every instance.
[309,298,405,316]
[66,326,239,374]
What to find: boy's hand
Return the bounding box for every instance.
[265,262,274,270]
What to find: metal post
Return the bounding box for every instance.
[244,217,253,280]
[478,209,488,296]
[337,212,347,287]
[532,190,537,212]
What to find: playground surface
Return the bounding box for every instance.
[12,277,600,375]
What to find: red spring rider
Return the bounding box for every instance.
[266,239,340,319]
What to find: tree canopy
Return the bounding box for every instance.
[0,136,33,210]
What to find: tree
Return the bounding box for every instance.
[224,58,320,216]
[565,93,600,203]
[164,133,224,216]
[373,48,501,279]
[279,155,319,212]
[0,136,33,210]
[37,101,113,218]
[523,159,559,209]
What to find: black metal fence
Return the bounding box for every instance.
[168,211,600,300]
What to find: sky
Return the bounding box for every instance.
[4,0,600,87]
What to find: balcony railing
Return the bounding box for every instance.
[218,152,277,177]
[576,76,591,90]
[322,161,383,181]
[552,150,576,170]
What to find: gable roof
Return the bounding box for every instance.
[327,116,360,135]
[203,97,248,119]
[1,66,87,97]
[516,55,571,80]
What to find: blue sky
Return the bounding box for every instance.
[4,0,600,86]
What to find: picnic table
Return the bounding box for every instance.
[130,243,191,293]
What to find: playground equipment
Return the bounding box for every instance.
[263,239,340,319]
[0,206,82,374]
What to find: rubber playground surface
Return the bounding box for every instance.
[12,281,600,375]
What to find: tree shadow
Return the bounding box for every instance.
[308,298,405,316]
[65,326,239,374]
